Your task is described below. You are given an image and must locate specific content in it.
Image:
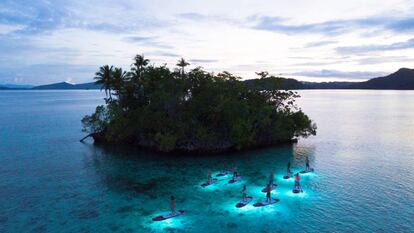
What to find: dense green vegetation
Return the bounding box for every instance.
[82,55,316,152]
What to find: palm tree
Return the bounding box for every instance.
[176,58,190,76]
[255,71,269,79]
[112,67,127,96]
[94,65,114,100]
[131,54,149,78]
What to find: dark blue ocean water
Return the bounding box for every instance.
[0,90,413,233]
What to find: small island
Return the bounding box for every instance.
[81,54,317,153]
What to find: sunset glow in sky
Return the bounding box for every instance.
[1,0,414,84]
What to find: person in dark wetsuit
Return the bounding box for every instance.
[294,173,301,191]
[241,184,247,201]
[266,184,271,203]
[287,162,291,174]
[232,166,238,181]
[305,157,310,171]
[170,195,175,214]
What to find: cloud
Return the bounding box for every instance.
[249,16,359,35]
[146,51,180,58]
[0,23,25,34]
[387,17,414,32]
[124,36,157,42]
[0,63,97,85]
[249,14,414,35]
[304,40,336,48]
[291,70,387,79]
[356,56,414,65]
[336,38,414,54]
[0,1,168,35]
[0,1,70,34]
[176,12,237,24]
[292,61,340,66]
[189,59,218,63]
[177,13,209,21]
[123,36,172,49]
[65,77,74,84]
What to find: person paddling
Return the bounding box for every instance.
[266,184,271,203]
[295,173,300,187]
[287,162,291,174]
[305,157,310,172]
[152,196,185,221]
[293,173,303,193]
[170,195,175,214]
[283,162,293,179]
[207,169,212,184]
[242,184,247,201]
[232,166,238,180]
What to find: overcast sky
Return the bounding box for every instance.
[1,0,414,85]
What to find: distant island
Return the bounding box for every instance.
[0,84,34,90]
[245,68,414,90]
[2,68,414,91]
[80,55,317,153]
[31,82,101,90]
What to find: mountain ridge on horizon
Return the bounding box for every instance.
[1,68,414,90]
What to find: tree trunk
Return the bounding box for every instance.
[80,133,93,142]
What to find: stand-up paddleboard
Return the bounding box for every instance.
[261,183,277,192]
[283,172,293,179]
[253,198,279,207]
[235,196,253,208]
[300,168,314,174]
[201,178,218,187]
[229,176,241,183]
[216,170,231,177]
[292,185,303,193]
[152,210,185,221]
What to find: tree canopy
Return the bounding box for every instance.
[82,54,316,153]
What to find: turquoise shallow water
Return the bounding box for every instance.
[0,90,413,233]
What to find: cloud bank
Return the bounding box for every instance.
[1,0,414,84]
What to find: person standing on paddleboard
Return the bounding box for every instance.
[232,166,238,181]
[266,184,271,203]
[170,195,175,214]
[242,184,247,201]
[305,157,310,171]
[287,162,291,174]
[207,169,212,184]
[295,173,300,188]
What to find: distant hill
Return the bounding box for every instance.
[301,81,356,89]
[73,82,101,89]
[243,77,304,89]
[33,82,74,90]
[243,78,358,90]
[244,68,414,90]
[351,68,414,89]
[32,82,101,90]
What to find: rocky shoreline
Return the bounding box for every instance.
[89,132,298,154]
